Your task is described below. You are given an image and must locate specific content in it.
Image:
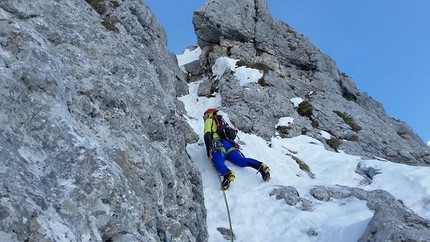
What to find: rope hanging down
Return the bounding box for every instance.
[218,175,234,242]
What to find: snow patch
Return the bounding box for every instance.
[290,97,304,108]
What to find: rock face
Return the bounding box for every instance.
[0,0,205,241]
[358,189,430,242]
[270,184,430,241]
[192,0,430,165]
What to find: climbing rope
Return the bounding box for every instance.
[218,175,234,242]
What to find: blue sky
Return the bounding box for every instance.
[144,0,430,144]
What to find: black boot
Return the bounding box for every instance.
[258,163,271,181]
[221,170,235,190]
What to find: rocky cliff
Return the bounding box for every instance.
[0,0,205,241]
[190,0,430,165]
[1,0,429,241]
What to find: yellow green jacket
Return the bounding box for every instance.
[204,113,221,140]
[203,113,237,157]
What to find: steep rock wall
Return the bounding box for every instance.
[0,0,205,241]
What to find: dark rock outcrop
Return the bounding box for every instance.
[310,185,430,241]
[358,189,430,242]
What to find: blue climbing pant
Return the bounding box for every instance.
[212,139,261,175]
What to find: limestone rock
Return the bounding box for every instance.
[0,0,206,241]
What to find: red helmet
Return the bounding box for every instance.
[204,108,217,114]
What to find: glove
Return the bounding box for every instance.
[233,142,240,149]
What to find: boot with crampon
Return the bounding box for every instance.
[258,163,271,181]
[221,170,235,190]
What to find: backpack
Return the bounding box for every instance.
[212,111,238,141]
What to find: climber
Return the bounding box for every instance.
[203,108,271,190]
